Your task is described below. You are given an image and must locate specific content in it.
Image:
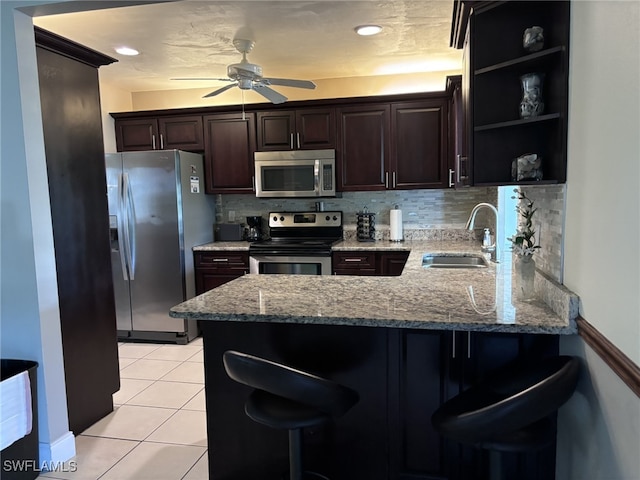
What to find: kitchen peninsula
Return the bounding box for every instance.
[170,240,578,479]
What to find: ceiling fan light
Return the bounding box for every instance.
[355,25,382,36]
[115,46,139,56]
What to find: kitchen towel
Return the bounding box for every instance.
[0,371,33,450]
[390,207,403,242]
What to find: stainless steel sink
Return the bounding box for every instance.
[422,254,488,269]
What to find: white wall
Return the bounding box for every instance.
[99,79,132,152]
[558,1,640,478]
[126,70,461,111]
[0,2,74,463]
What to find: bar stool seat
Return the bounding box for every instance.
[223,350,359,480]
[431,355,580,479]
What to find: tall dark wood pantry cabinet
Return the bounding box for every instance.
[35,27,120,434]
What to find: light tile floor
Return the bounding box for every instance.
[39,338,209,480]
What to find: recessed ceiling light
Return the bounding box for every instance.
[355,25,383,36]
[115,46,139,56]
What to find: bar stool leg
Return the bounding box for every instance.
[489,450,503,480]
[288,429,303,480]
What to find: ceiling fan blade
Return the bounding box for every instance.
[171,77,233,82]
[252,84,288,104]
[263,78,316,89]
[203,83,237,98]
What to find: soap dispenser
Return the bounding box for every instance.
[482,228,492,248]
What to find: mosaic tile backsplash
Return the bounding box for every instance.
[214,184,565,282]
[216,187,498,231]
[518,185,565,283]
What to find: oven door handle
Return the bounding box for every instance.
[314,159,321,196]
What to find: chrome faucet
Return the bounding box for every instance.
[465,203,499,262]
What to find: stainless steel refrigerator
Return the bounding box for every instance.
[106,150,215,343]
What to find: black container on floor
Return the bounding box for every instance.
[1,359,39,480]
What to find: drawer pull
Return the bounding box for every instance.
[344,258,363,262]
[212,258,229,262]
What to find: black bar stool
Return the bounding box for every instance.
[431,355,580,480]
[223,350,359,480]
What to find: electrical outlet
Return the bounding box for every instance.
[228,211,236,222]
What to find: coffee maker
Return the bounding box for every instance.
[245,216,263,242]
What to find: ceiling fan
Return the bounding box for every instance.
[172,39,316,104]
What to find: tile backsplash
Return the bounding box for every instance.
[214,184,565,282]
[518,185,565,283]
[216,187,498,230]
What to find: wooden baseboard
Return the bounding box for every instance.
[577,316,640,398]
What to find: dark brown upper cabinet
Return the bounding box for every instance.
[337,97,448,192]
[114,115,204,152]
[203,112,256,194]
[452,0,570,186]
[337,104,390,191]
[391,99,448,190]
[256,108,336,151]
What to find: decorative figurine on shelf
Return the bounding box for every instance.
[511,153,543,182]
[519,72,545,119]
[508,190,541,301]
[523,26,545,52]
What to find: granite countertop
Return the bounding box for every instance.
[175,239,578,334]
[194,241,250,251]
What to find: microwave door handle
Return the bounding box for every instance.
[314,160,320,196]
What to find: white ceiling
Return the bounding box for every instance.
[33,0,461,94]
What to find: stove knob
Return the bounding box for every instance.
[325,215,331,221]
[273,216,278,222]
[333,215,338,221]
[280,216,285,222]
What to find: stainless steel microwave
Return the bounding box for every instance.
[254,149,336,198]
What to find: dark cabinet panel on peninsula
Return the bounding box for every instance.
[257,108,336,151]
[389,329,559,480]
[200,320,559,479]
[194,251,249,294]
[114,115,204,152]
[203,113,256,194]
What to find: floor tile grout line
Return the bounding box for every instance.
[179,449,208,480]
[54,340,206,480]
[94,440,143,480]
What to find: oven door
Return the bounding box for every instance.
[249,255,332,275]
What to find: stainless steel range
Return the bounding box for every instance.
[249,211,343,275]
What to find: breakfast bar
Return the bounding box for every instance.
[170,240,578,480]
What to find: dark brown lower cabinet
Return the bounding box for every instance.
[194,251,249,294]
[35,27,120,434]
[201,320,559,480]
[333,250,409,276]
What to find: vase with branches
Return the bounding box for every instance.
[508,189,540,300]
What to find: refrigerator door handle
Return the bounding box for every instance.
[122,172,137,280]
[117,173,129,281]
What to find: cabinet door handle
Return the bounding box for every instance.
[152,134,156,150]
[344,258,363,262]
[296,132,301,149]
[290,133,294,150]
[392,171,397,188]
[252,175,255,192]
[385,171,389,189]
[452,330,456,359]
[456,155,461,183]
[160,133,164,150]
[467,331,471,359]
[449,169,455,188]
